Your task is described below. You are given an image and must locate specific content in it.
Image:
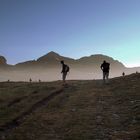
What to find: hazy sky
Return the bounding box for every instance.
[0,0,140,67]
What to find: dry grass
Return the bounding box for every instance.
[0,74,140,140]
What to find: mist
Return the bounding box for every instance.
[0,66,139,82]
[0,52,139,82]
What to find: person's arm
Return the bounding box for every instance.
[61,64,64,73]
[61,67,63,73]
[100,64,103,70]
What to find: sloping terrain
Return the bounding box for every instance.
[0,73,140,140]
[0,52,130,81]
[1,52,140,81]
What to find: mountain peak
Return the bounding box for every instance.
[46,51,60,57]
[0,56,7,65]
[37,51,60,62]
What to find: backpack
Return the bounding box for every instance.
[65,65,70,72]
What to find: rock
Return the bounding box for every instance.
[112,114,120,119]
[71,108,76,112]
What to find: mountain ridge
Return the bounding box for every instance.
[0,52,139,81]
[0,52,140,69]
[0,51,126,67]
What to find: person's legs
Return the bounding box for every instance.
[105,72,109,83]
[103,72,106,83]
[62,72,67,83]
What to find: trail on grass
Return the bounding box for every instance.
[0,87,64,137]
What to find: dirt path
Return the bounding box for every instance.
[0,87,64,138]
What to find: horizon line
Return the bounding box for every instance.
[1,51,140,68]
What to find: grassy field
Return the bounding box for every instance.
[0,74,140,140]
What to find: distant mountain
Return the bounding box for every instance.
[77,54,124,66]
[0,56,7,66]
[15,51,75,69]
[0,56,13,70]
[14,51,125,69]
[37,51,75,65]
[0,52,139,81]
[76,54,125,70]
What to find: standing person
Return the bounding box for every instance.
[100,60,110,83]
[60,60,70,84]
[122,72,125,77]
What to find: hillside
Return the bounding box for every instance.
[1,52,140,81]
[15,52,125,69]
[0,52,129,81]
[0,73,140,140]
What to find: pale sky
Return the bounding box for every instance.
[0,0,140,67]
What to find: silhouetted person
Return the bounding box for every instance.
[122,72,125,77]
[60,60,69,84]
[39,79,41,82]
[100,60,110,83]
[29,78,32,83]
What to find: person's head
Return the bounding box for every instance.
[60,60,64,64]
[103,60,106,63]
